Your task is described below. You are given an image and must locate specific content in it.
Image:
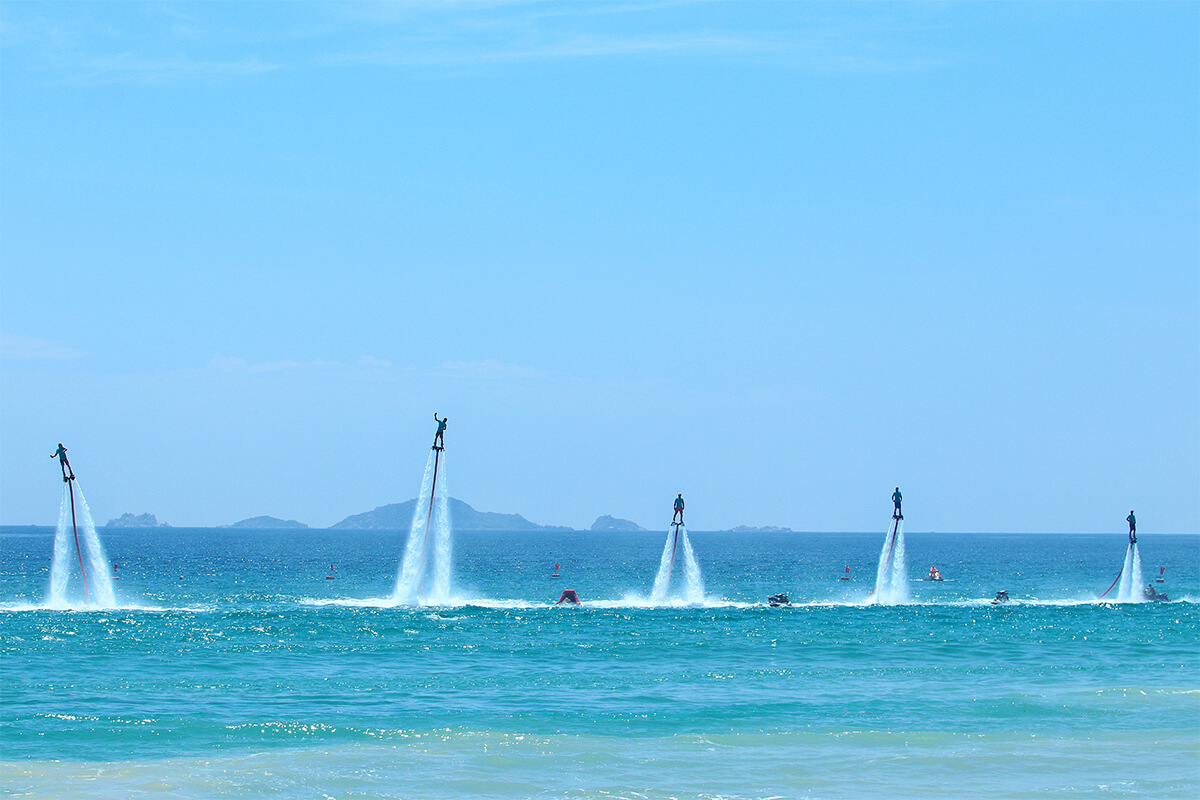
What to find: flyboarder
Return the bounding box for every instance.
[432,413,447,450]
[892,487,903,520]
[1127,510,1136,544]
[672,494,685,525]
[52,443,74,482]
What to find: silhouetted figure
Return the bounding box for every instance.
[672,494,685,525]
[433,413,447,450]
[52,443,74,482]
[892,487,903,520]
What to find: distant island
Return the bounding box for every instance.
[106,513,170,528]
[97,504,793,532]
[730,525,794,533]
[330,497,571,531]
[590,515,646,531]
[226,516,309,529]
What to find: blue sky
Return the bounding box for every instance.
[2,1,1197,533]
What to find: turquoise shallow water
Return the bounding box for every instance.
[2,527,1198,799]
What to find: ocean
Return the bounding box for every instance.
[2,524,1197,799]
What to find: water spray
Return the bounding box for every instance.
[66,477,89,603]
[417,444,443,599]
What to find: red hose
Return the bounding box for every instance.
[1097,548,1127,599]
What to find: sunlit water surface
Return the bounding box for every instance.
[3,528,1197,799]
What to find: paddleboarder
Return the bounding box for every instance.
[672,493,685,525]
[52,443,74,482]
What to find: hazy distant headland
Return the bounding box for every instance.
[330,498,572,531]
[590,515,646,531]
[105,513,170,528]
[226,516,310,529]
[94,502,789,532]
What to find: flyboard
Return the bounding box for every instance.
[415,443,444,600]
[867,513,902,602]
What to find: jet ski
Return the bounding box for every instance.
[768,593,791,607]
[991,590,1010,605]
[923,565,943,581]
[1143,585,1169,602]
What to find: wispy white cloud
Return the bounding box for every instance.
[326,1,948,73]
[72,53,278,85]
[334,29,784,67]
[0,334,85,361]
[207,355,391,374]
[356,355,393,369]
[436,359,544,380]
[3,1,948,84]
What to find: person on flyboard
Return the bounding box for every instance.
[1127,510,1136,545]
[52,443,74,482]
[672,494,685,525]
[892,487,903,520]
[433,413,447,450]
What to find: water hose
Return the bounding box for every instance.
[1097,546,1129,599]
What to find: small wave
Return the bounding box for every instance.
[298,593,759,610]
[300,596,406,609]
[582,593,754,610]
[298,595,541,610]
[0,600,203,613]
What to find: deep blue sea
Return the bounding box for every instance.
[2,525,1197,799]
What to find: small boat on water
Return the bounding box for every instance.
[991,590,1010,605]
[1143,585,1169,602]
[923,565,943,582]
[768,593,790,607]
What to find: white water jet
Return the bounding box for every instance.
[426,464,452,604]
[48,486,73,606]
[47,481,117,608]
[679,528,705,604]
[651,525,704,604]
[1116,543,1145,603]
[393,449,453,605]
[871,517,909,605]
